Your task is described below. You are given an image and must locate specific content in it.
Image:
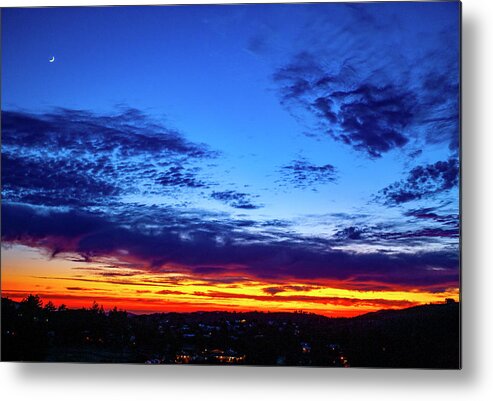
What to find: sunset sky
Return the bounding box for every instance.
[1,2,460,317]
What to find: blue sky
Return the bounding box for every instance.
[2,2,460,295]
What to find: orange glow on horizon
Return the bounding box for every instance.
[1,244,460,318]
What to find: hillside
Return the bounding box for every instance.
[1,297,460,368]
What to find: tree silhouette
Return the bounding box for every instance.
[21,294,43,311]
[44,301,56,313]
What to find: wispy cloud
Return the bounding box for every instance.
[1,108,217,208]
[279,158,337,189]
[193,289,418,309]
[378,158,459,206]
[270,4,459,157]
[211,190,262,209]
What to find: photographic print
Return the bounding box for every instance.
[1,1,460,368]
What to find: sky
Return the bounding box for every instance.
[1,2,460,317]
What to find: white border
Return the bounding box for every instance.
[2,0,493,400]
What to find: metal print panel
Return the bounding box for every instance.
[1,1,461,368]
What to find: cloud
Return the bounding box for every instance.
[274,61,415,158]
[279,158,337,189]
[263,287,285,295]
[419,71,460,153]
[263,285,319,295]
[155,289,187,296]
[273,52,325,105]
[331,213,459,248]
[193,289,418,309]
[1,108,216,208]
[156,165,208,188]
[325,84,412,157]
[270,6,459,157]
[404,208,460,233]
[98,271,141,278]
[211,190,262,209]
[2,202,459,291]
[403,207,459,227]
[389,228,459,240]
[334,226,365,241]
[2,108,213,158]
[378,158,459,205]
[1,152,121,207]
[1,203,107,242]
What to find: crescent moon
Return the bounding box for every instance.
[49,56,55,63]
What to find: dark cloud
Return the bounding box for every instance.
[377,228,459,240]
[325,84,412,157]
[273,52,325,105]
[279,158,336,189]
[98,271,141,278]
[1,203,107,241]
[330,223,458,249]
[274,61,413,158]
[156,166,208,188]
[419,71,460,153]
[271,19,459,157]
[260,219,292,228]
[1,108,217,208]
[263,285,319,295]
[263,287,285,295]
[193,289,418,308]
[2,108,213,158]
[1,152,120,207]
[378,158,459,205]
[155,289,187,296]
[404,207,459,227]
[2,202,459,290]
[192,266,230,275]
[211,190,262,209]
[334,226,365,241]
[330,207,459,246]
